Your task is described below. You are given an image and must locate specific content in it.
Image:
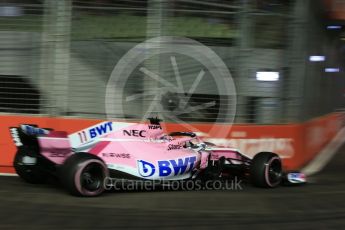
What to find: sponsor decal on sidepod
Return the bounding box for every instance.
[138,156,197,178]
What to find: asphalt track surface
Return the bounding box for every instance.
[1,145,345,229]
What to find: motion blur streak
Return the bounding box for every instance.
[1,0,345,228]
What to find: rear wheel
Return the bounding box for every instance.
[60,153,108,197]
[250,152,282,188]
[14,148,46,184]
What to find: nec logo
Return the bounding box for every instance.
[123,130,146,137]
[89,122,113,138]
[137,156,197,178]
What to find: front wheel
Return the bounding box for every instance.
[250,152,282,188]
[60,153,108,197]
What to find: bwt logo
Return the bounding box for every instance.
[137,160,156,177]
[123,130,146,137]
[89,122,113,138]
[137,156,197,178]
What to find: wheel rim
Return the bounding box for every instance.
[267,157,282,186]
[80,163,104,192]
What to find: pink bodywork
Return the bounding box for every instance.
[38,131,72,164]
[37,122,244,179]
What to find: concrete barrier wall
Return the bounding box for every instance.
[0,113,343,173]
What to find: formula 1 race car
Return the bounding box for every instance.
[9,118,306,196]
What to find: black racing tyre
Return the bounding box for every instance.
[250,152,282,188]
[13,148,46,184]
[60,153,109,197]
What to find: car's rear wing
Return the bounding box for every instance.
[9,121,135,153]
[9,125,51,151]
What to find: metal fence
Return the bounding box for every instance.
[0,0,344,124]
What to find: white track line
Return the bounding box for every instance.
[302,126,345,176]
[0,173,17,176]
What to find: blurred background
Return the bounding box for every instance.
[0,0,344,125]
[2,2,345,228]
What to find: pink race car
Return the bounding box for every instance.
[9,118,306,196]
